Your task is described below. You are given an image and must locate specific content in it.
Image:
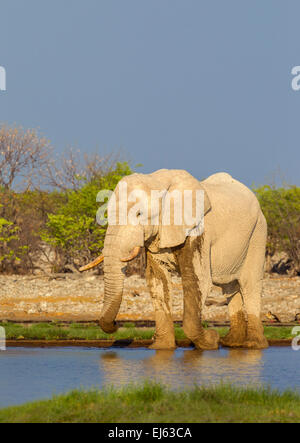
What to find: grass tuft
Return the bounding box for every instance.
[0,381,300,423]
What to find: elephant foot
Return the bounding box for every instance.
[149,338,176,350]
[220,333,246,348]
[244,315,269,349]
[243,336,269,349]
[151,313,176,349]
[220,311,247,348]
[192,329,220,351]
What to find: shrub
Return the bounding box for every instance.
[0,207,27,268]
[0,190,64,273]
[254,185,300,274]
[41,162,133,271]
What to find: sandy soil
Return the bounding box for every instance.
[0,273,299,323]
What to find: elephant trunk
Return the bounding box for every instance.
[99,256,125,334]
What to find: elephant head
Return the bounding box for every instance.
[80,169,211,334]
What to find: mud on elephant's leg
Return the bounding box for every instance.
[242,282,269,350]
[175,239,219,351]
[145,253,176,350]
[245,313,269,349]
[220,287,247,348]
[182,292,219,350]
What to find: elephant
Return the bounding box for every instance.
[80,169,268,350]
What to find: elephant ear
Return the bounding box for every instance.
[159,175,211,249]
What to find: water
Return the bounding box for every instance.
[0,346,299,408]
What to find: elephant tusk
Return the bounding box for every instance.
[79,255,104,272]
[121,247,141,262]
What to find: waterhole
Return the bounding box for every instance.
[0,346,299,407]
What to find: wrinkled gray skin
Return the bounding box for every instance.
[98,169,268,350]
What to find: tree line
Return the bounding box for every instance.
[0,124,299,276]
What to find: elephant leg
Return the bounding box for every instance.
[146,253,176,350]
[175,239,219,351]
[240,279,268,349]
[239,217,269,349]
[220,284,247,348]
[182,287,219,350]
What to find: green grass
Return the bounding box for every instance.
[0,381,299,423]
[0,322,294,341]
[263,326,294,340]
[0,322,155,341]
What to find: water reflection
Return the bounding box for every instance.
[99,348,264,389]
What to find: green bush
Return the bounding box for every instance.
[254,185,300,274]
[0,216,21,262]
[0,190,65,273]
[0,203,29,267]
[0,162,133,273]
[41,162,133,270]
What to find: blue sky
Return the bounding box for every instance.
[0,0,298,186]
